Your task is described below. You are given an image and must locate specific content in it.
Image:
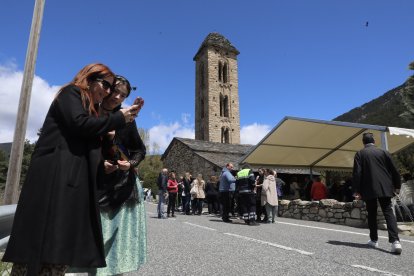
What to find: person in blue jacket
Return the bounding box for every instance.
[219,163,236,222]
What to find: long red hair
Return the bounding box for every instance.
[59,63,115,116]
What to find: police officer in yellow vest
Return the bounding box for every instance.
[236,165,259,226]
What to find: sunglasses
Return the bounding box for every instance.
[95,78,113,91]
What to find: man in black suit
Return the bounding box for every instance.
[352,132,402,254]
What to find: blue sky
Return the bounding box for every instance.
[1,1,413,153]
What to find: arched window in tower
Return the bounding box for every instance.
[223,95,229,118]
[221,127,230,144]
[200,124,204,140]
[199,62,205,88]
[218,61,222,82]
[219,93,223,117]
[223,62,228,83]
[201,99,204,119]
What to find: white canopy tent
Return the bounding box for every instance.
[239,116,414,171]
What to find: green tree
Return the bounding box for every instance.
[137,154,163,194]
[0,139,36,199]
[0,149,8,191]
[400,61,414,122]
[136,127,164,192]
[20,139,36,187]
[138,128,150,152]
[396,61,414,173]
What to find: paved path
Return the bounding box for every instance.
[127,202,414,276]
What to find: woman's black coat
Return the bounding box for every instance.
[2,85,126,272]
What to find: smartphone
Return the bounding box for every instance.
[130,97,144,117]
[134,97,144,108]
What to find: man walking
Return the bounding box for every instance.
[219,163,236,223]
[157,168,168,219]
[352,133,402,254]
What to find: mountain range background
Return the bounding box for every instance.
[334,61,414,173]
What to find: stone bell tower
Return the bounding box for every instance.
[193,33,240,144]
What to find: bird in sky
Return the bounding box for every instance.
[365,21,369,27]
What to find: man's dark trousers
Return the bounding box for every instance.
[220,191,231,221]
[365,197,399,243]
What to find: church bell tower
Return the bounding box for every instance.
[193,33,241,144]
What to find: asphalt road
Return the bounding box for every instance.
[127,202,414,276]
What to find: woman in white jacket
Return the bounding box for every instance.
[191,174,206,215]
[261,169,279,223]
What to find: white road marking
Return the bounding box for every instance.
[352,265,402,276]
[184,222,217,231]
[147,207,414,244]
[274,221,414,244]
[224,232,314,255]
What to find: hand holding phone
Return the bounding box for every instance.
[126,97,144,122]
[134,97,144,109]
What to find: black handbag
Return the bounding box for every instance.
[98,143,139,211]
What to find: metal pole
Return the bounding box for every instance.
[380,131,389,151]
[3,0,46,204]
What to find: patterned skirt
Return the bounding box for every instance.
[69,178,147,275]
[96,178,147,275]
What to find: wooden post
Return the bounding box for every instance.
[3,0,46,204]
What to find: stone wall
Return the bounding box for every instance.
[278,199,414,236]
[279,199,369,228]
[162,139,221,179]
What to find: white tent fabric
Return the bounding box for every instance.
[240,117,414,171]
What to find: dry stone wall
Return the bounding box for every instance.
[278,199,414,236]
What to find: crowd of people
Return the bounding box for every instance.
[152,163,414,227]
[151,167,359,223]
[278,175,354,202]
[154,163,281,226]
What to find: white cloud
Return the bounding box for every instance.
[0,63,60,143]
[148,120,271,154]
[240,123,271,145]
[149,121,194,154]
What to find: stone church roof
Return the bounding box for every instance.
[193,32,240,60]
[162,137,252,169]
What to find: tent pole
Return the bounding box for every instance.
[380,131,389,151]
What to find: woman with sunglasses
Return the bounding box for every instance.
[83,75,147,276]
[2,63,139,275]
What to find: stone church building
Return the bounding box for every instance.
[162,33,252,178]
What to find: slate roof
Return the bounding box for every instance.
[163,137,321,174]
[162,137,252,169]
[193,32,240,60]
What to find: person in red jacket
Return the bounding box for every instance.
[167,171,179,217]
[311,176,328,201]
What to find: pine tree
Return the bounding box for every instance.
[400,61,414,122]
